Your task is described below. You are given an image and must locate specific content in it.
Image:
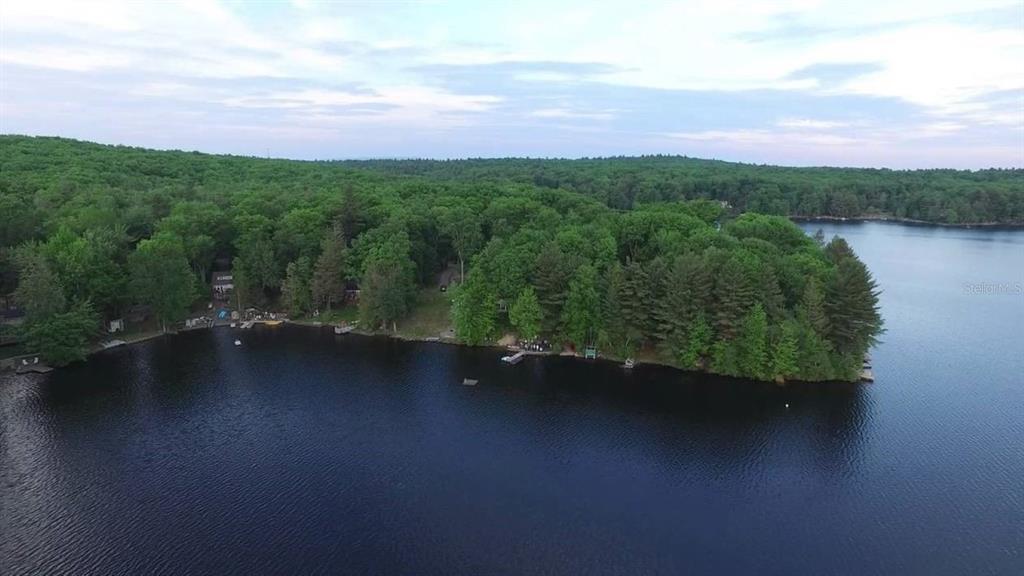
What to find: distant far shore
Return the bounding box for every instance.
[791,215,1024,229]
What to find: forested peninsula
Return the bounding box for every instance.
[0,135,956,382]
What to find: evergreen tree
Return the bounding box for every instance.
[13,248,65,322]
[509,286,542,341]
[561,264,601,347]
[600,261,636,357]
[281,257,313,316]
[311,227,348,312]
[451,271,497,345]
[711,338,741,377]
[358,231,416,331]
[825,257,883,355]
[770,319,800,381]
[645,257,673,343]
[756,264,785,321]
[233,215,280,293]
[339,184,362,246]
[532,242,573,335]
[678,313,712,368]
[799,278,831,337]
[736,303,769,380]
[713,255,755,339]
[620,259,650,342]
[665,252,712,348]
[795,315,834,380]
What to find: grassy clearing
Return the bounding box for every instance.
[395,288,453,338]
[316,306,360,325]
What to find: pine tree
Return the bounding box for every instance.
[311,227,348,312]
[678,313,712,368]
[600,261,639,357]
[358,231,416,330]
[533,242,572,335]
[825,257,883,356]
[281,257,313,316]
[795,315,834,380]
[13,248,66,322]
[770,319,799,382]
[711,338,741,377]
[799,278,830,337]
[736,303,769,380]
[756,264,785,321]
[451,271,497,345]
[665,252,712,343]
[620,259,650,342]
[645,257,673,343]
[561,264,601,347]
[713,255,755,340]
[509,286,542,341]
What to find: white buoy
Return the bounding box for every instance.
[785,403,790,409]
[234,339,242,346]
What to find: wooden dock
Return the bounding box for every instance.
[501,351,526,365]
[16,360,53,374]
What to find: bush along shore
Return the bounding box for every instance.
[1,137,886,381]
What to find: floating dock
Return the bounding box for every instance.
[16,360,53,374]
[501,351,526,365]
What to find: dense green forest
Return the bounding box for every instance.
[1,136,890,380]
[343,156,1024,225]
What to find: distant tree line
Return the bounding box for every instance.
[1,136,885,379]
[342,156,1024,225]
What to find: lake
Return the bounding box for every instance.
[2,222,1022,575]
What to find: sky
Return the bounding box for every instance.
[1,0,1022,168]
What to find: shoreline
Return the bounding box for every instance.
[790,215,1024,229]
[192,320,867,386]
[8,314,867,387]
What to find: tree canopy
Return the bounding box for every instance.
[0,136,897,379]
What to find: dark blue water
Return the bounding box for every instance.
[2,222,1022,575]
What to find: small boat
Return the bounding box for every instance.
[623,358,635,369]
[264,320,283,326]
[334,325,354,335]
[234,339,242,346]
[462,378,478,386]
[230,322,237,328]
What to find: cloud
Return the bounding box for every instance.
[785,63,885,88]
[528,108,617,121]
[665,129,859,148]
[0,0,1020,167]
[776,118,852,129]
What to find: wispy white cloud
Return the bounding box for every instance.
[528,108,617,121]
[0,0,1020,166]
[776,118,852,130]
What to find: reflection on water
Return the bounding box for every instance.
[2,221,1022,575]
